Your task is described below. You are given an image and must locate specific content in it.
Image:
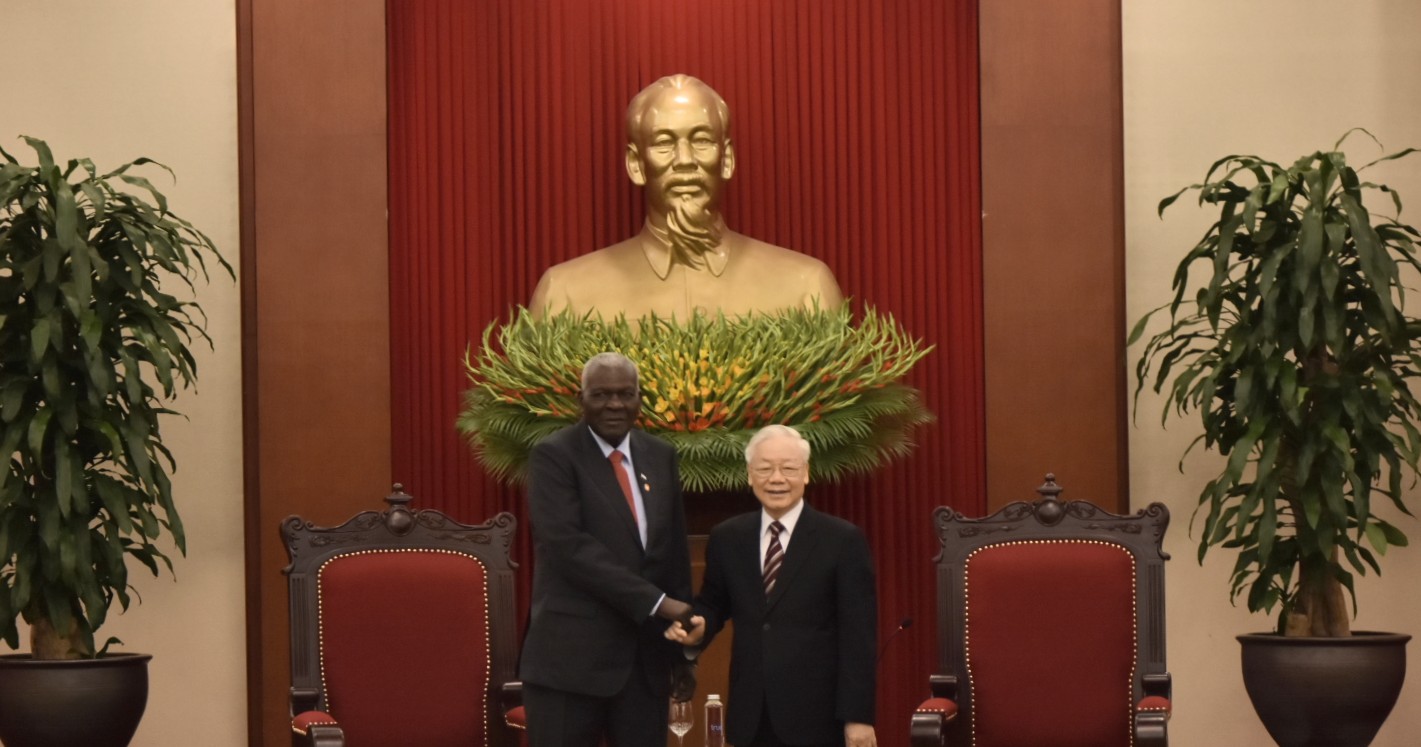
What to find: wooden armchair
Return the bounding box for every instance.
[911,474,1172,747]
[281,485,523,747]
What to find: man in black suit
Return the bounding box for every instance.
[669,425,878,747]
[521,351,696,746]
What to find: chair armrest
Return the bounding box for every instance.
[1143,672,1171,700]
[928,673,958,700]
[911,697,958,747]
[502,681,526,731]
[290,687,321,717]
[1134,695,1171,747]
[292,711,344,747]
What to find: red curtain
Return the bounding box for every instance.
[387,0,982,742]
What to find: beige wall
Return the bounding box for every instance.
[1125,1,1421,744]
[0,1,246,744]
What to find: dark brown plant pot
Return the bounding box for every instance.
[1239,632,1410,747]
[0,652,152,747]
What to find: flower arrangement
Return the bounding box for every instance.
[459,305,933,491]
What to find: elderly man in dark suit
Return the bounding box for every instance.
[669,424,878,747]
[520,351,696,747]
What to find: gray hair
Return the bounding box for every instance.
[626,74,732,143]
[744,424,811,464]
[581,352,638,390]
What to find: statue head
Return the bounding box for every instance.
[625,75,736,257]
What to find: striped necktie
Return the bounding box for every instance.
[763,520,785,595]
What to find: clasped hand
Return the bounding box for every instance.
[663,615,707,646]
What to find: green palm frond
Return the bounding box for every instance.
[458,305,934,491]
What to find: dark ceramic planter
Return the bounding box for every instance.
[1239,632,1410,747]
[0,652,152,747]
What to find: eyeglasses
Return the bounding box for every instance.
[585,388,640,404]
[750,463,806,480]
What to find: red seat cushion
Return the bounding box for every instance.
[915,697,959,721]
[318,550,492,747]
[292,710,339,735]
[1137,695,1172,718]
[965,540,1137,747]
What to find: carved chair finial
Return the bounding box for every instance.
[384,483,415,534]
[1035,473,1065,525]
[1036,473,1063,501]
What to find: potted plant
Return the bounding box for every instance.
[0,136,230,746]
[1131,131,1417,746]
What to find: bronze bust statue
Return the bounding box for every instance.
[529,74,844,320]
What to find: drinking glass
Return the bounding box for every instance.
[668,698,694,746]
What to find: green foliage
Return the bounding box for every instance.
[0,137,231,656]
[1132,131,1420,628]
[459,305,934,492]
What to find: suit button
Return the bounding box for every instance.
[763,623,770,631]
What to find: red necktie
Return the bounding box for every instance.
[763,521,785,595]
[610,450,638,524]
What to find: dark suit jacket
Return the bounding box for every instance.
[519,423,692,699]
[696,503,877,745]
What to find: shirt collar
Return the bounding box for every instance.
[640,220,731,279]
[762,498,806,537]
[588,427,631,458]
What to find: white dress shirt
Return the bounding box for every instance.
[760,498,806,561]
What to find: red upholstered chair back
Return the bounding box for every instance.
[282,486,520,747]
[929,475,1170,747]
[965,541,1137,746]
[318,550,491,745]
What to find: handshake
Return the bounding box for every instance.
[654,597,707,646]
[654,597,704,702]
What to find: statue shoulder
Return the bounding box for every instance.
[726,233,845,311]
[541,236,645,275]
[528,237,648,318]
[734,233,835,273]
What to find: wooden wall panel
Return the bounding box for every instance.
[239,0,390,744]
[980,0,1128,511]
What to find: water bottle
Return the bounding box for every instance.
[704,693,725,747]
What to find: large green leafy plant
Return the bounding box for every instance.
[1133,133,1419,636]
[0,137,230,658]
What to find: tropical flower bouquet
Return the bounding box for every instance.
[458,305,933,491]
